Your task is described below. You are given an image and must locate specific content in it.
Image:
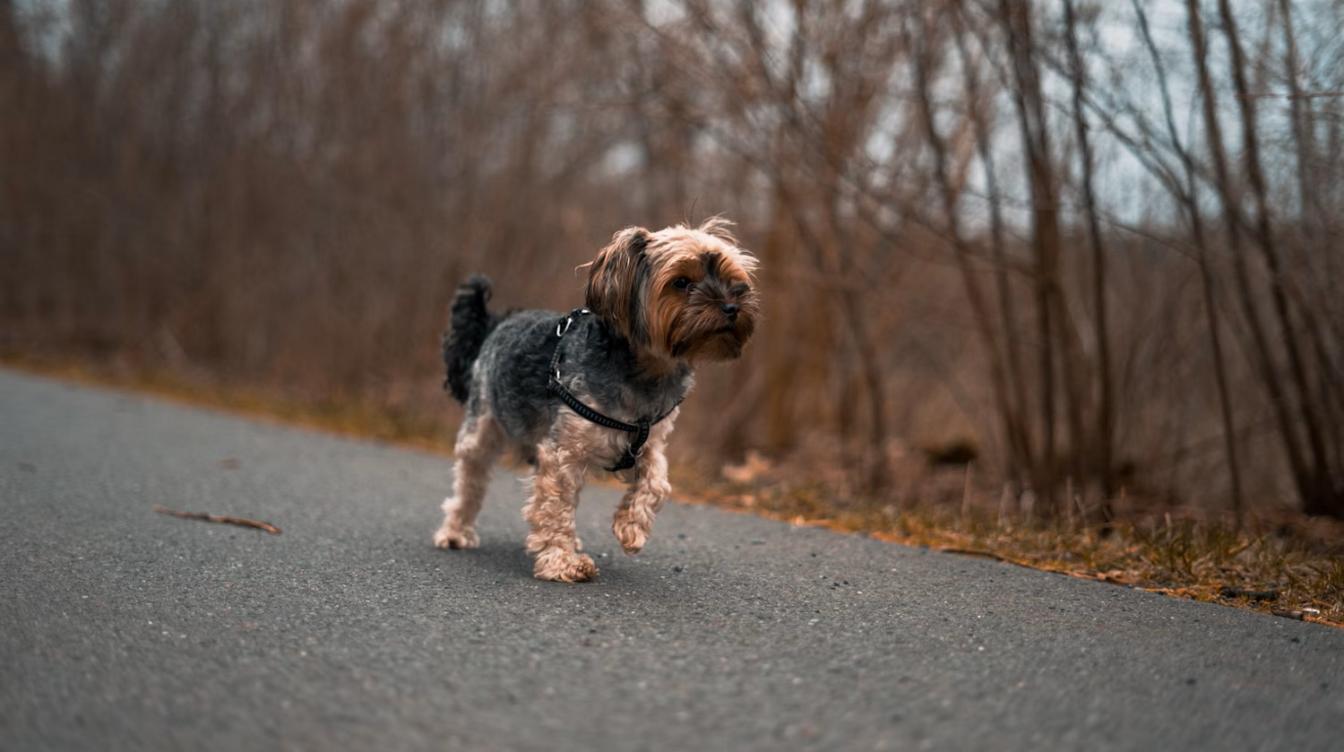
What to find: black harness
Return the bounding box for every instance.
[548,308,683,472]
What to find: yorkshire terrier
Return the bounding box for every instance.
[434,219,759,582]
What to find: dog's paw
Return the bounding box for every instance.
[433,524,479,550]
[533,548,597,583]
[612,512,649,555]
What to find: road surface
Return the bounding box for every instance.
[1,369,1340,750]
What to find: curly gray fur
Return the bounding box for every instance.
[448,292,692,460]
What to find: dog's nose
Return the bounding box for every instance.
[721,303,739,320]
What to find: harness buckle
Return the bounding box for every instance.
[555,307,592,338]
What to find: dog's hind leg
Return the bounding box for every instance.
[434,411,503,550]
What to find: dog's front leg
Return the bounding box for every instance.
[612,431,671,555]
[524,437,596,582]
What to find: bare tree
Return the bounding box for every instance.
[1061,0,1114,517]
[6,0,1343,520]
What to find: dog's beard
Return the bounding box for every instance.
[667,308,755,361]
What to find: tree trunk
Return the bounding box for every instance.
[1062,0,1114,517]
[999,0,1064,513]
[1216,0,1342,518]
[1132,0,1245,526]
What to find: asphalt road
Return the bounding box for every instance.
[2,369,1341,751]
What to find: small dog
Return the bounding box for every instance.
[434,219,759,581]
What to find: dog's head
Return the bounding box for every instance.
[585,218,759,367]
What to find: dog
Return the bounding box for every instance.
[433,218,759,581]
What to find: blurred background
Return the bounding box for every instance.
[3,0,1342,524]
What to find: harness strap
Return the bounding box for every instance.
[547,308,681,472]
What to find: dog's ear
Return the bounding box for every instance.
[585,226,650,342]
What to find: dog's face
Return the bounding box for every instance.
[585,218,759,366]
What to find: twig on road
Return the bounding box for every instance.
[937,547,1009,562]
[153,505,282,535]
[1219,586,1279,601]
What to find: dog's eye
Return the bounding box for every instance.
[672,277,692,290]
[730,283,751,296]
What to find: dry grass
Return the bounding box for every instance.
[678,465,1344,629]
[8,353,1341,629]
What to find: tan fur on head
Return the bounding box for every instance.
[584,226,650,344]
[584,218,759,368]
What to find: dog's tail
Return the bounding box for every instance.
[443,275,498,403]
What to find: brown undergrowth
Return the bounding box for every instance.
[676,458,1344,629]
[7,353,1341,629]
